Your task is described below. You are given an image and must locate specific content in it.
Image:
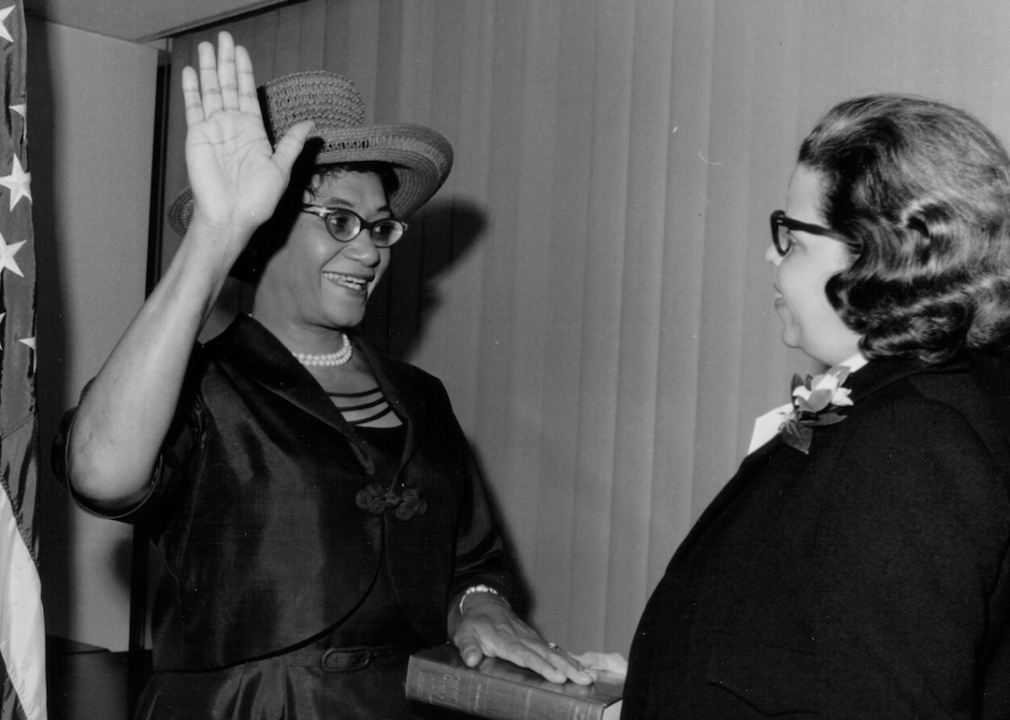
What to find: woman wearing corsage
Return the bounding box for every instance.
[619,95,1010,718]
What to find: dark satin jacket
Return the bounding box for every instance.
[624,354,1010,719]
[54,315,509,671]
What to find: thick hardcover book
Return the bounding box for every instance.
[405,643,623,720]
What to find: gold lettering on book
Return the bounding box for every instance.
[424,672,462,709]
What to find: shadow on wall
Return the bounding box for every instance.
[360,197,485,359]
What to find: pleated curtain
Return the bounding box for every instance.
[160,0,1010,654]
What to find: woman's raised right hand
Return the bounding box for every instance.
[65,32,314,507]
[181,31,314,245]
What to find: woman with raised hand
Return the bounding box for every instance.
[53,31,591,719]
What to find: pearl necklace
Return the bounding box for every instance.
[292,333,353,367]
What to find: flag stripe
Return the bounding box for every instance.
[0,443,43,720]
[0,657,29,720]
[1,412,37,559]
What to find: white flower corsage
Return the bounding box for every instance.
[780,365,854,454]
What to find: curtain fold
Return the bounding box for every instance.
[161,0,1010,654]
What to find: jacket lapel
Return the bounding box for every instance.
[207,315,355,438]
[208,316,433,472]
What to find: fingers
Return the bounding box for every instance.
[181,65,204,128]
[234,44,261,117]
[570,651,628,678]
[455,630,567,684]
[452,601,597,686]
[273,119,315,172]
[190,32,247,122]
[514,651,568,684]
[196,39,223,117]
[541,643,597,685]
[505,643,586,685]
[454,633,485,669]
[454,626,593,685]
[216,32,239,111]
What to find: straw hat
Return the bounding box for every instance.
[167,71,453,235]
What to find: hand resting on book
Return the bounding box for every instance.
[449,589,596,686]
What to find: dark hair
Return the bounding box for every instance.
[799,94,1010,365]
[307,161,400,201]
[231,160,401,283]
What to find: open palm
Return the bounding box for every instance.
[182,33,313,243]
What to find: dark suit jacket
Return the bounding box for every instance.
[623,354,1010,719]
[54,315,508,671]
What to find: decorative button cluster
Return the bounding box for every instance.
[355,482,427,520]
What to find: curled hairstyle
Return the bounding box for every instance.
[799,94,1010,365]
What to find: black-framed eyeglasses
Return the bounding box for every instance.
[769,209,847,257]
[301,205,408,247]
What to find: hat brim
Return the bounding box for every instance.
[167,122,453,237]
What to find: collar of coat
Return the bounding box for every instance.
[203,313,430,452]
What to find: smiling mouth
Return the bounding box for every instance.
[324,272,370,292]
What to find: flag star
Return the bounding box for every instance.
[10,104,24,143]
[0,154,30,210]
[10,104,25,143]
[19,336,35,371]
[0,7,14,44]
[0,231,24,277]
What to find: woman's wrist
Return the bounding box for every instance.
[458,584,504,615]
[448,584,511,637]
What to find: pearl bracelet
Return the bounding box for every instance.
[458,584,501,614]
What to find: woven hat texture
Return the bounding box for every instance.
[168,71,453,235]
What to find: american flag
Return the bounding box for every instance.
[0,0,45,718]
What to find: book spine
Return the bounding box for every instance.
[406,657,604,720]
